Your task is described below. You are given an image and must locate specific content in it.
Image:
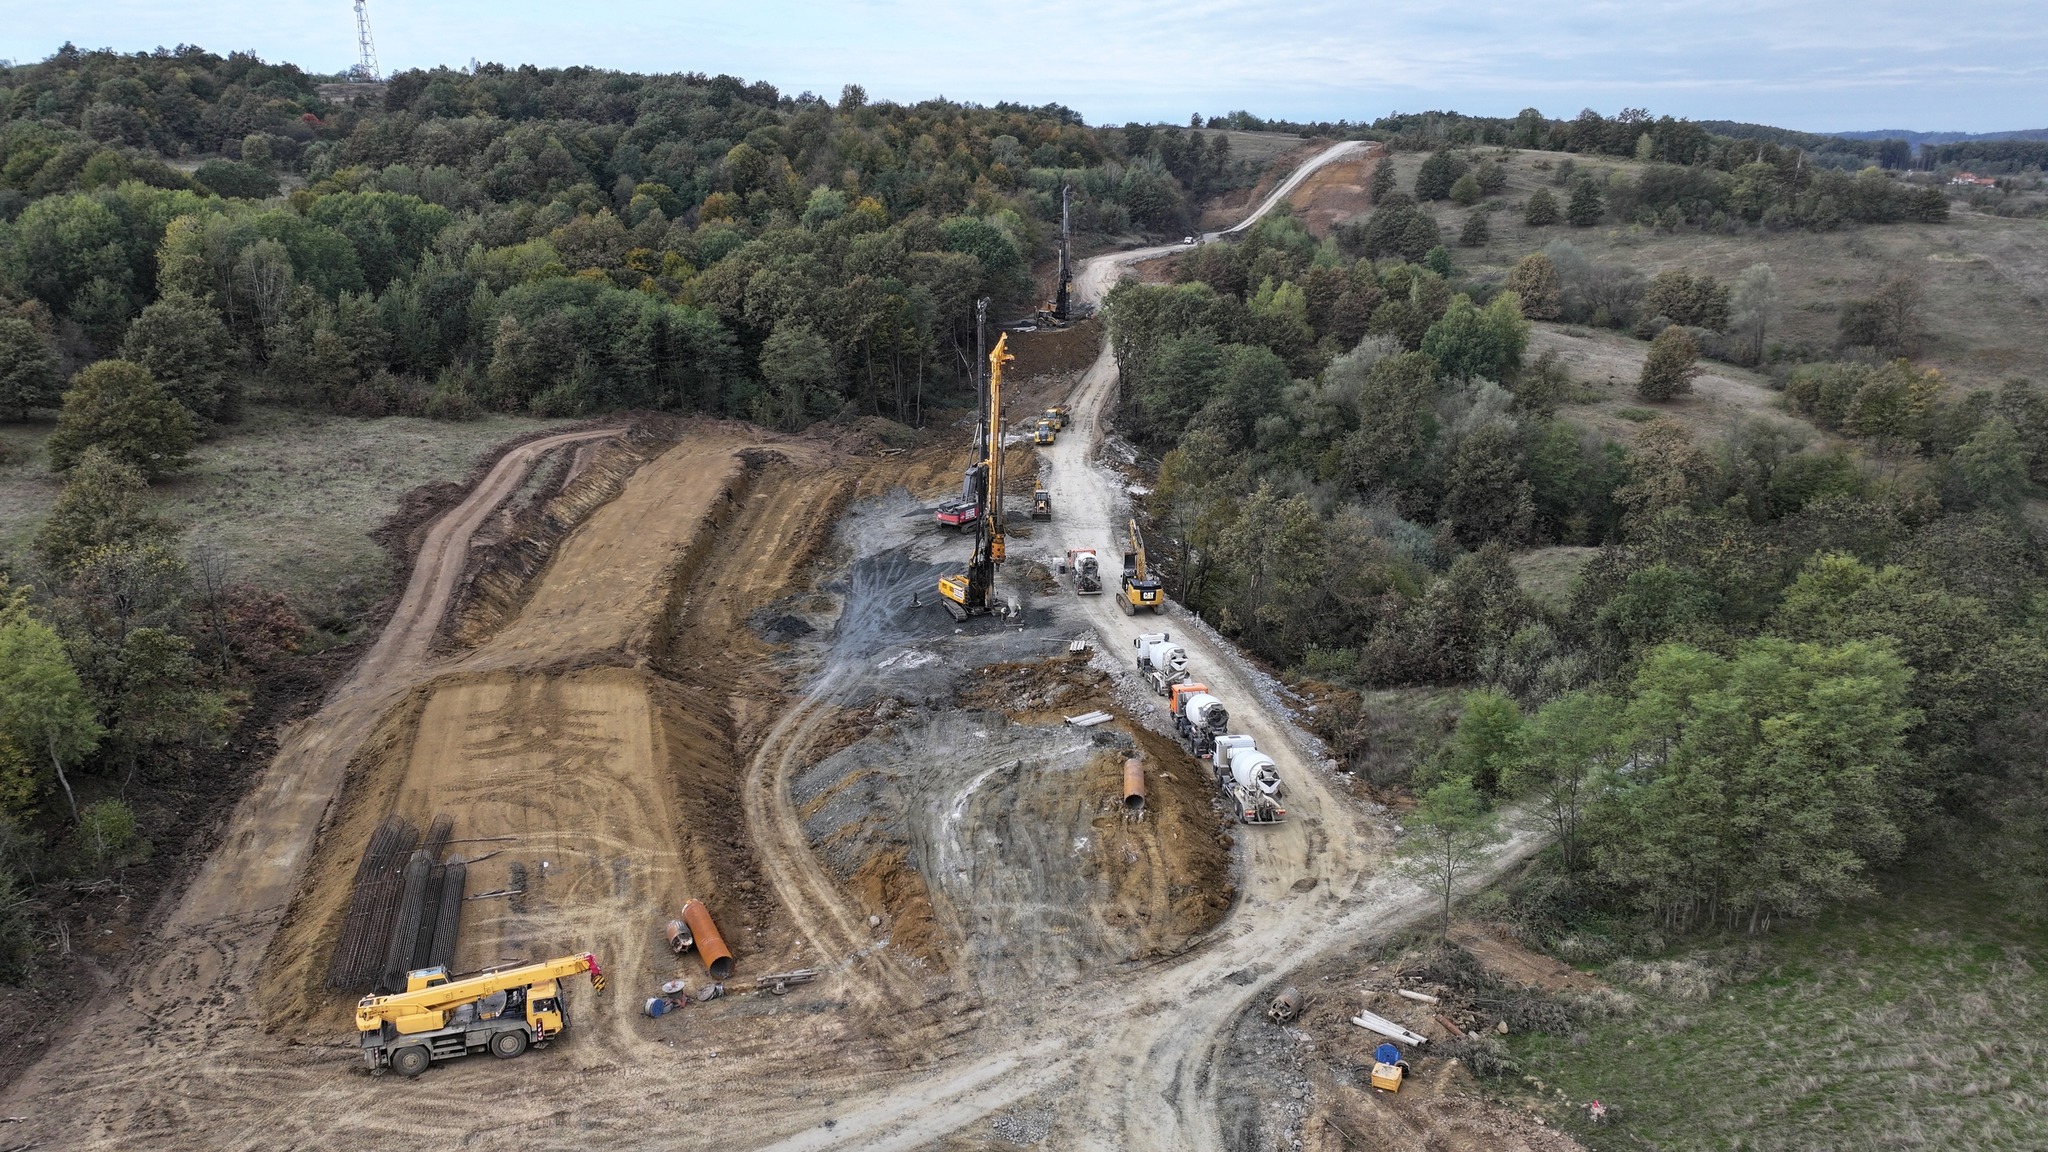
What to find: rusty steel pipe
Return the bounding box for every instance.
[680,899,733,979]
[1123,758,1146,814]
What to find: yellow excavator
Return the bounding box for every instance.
[1121,518,1165,615]
[939,331,1013,620]
[355,952,604,1077]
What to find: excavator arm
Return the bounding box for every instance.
[1121,518,1165,615]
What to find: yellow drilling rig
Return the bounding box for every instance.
[939,326,1014,620]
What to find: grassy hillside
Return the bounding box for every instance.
[1508,872,2048,1151]
[1376,148,2048,392]
[0,409,571,630]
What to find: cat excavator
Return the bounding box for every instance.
[1121,518,1165,615]
[938,327,1013,620]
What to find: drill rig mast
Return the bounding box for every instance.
[938,326,1013,619]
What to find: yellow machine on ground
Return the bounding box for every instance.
[1120,518,1165,615]
[939,328,1012,619]
[1042,405,1070,431]
[355,952,604,1077]
[1033,418,1057,445]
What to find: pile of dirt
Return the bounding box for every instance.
[956,652,1114,721]
[1005,319,1104,383]
[1448,922,1610,995]
[1288,154,1377,238]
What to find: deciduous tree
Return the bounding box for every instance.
[47,360,197,478]
[120,291,239,424]
[1398,776,1505,938]
[0,318,63,421]
[1636,326,1700,401]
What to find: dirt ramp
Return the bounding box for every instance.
[446,425,678,650]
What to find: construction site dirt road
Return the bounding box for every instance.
[2,140,1552,1152]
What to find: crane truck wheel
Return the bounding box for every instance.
[490,1029,530,1059]
[390,1045,431,1078]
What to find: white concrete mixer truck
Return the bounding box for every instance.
[1133,632,1189,694]
[1211,734,1285,824]
[1168,682,1231,758]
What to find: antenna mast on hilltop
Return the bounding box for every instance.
[350,0,382,83]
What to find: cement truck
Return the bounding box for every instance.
[1169,682,1230,758]
[1134,632,1189,694]
[1063,548,1103,595]
[1211,734,1285,824]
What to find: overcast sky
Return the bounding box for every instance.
[3,0,2043,132]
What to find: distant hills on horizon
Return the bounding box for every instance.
[1828,128,2048,147]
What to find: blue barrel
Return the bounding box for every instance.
[1375,1042,1401,1065]
[645,997,671,1018]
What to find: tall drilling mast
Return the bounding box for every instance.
[1053,184,1072,322]
[350,0,382,83]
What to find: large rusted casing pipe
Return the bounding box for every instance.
[680,899,733,979]
[1122,759,1146,814]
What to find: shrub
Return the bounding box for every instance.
[193,159,278,200]
[1637,326,1700,401]
[1459,211,1490,248]
[74,797,148,876]
[1449,173,1483,206]
[1442,1035,1518,1078]
[1524,188,1561,226]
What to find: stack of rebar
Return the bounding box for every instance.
[326,812,470,994]
[325,816,420,990]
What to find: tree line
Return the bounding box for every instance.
[0,44,1272,435]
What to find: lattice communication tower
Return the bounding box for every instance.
[349,0,382,83]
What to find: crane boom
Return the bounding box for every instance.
[356,952,600,1036]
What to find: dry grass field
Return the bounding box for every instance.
[0,407,573,629]
[1373,148,2048,392]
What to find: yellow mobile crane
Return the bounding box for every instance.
[1121,518,1165,615]
[355,952,604,1077]
[939,330,1013,619]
